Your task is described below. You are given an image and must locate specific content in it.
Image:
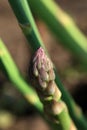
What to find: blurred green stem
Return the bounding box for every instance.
[0,39,42,111]
[28,0,87,68]
[8,0,87,129]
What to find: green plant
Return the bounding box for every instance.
[0,0,87,129]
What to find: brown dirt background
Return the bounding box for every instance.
[0,0,87,130]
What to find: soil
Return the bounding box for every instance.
[0,0,87,130]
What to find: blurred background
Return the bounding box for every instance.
[0,0,87,130]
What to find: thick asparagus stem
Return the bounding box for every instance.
[29,47,77,130]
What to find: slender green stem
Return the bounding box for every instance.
[8,0,87,129]
[0,39,42,111]
[28,0,87,68]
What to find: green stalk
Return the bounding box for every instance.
[0,39,42,111]
[30,47,77,130]
[28,0,87,68]
[8,0,87,129]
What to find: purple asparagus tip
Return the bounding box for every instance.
[29,47,61,101]
[33,47,55,90]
